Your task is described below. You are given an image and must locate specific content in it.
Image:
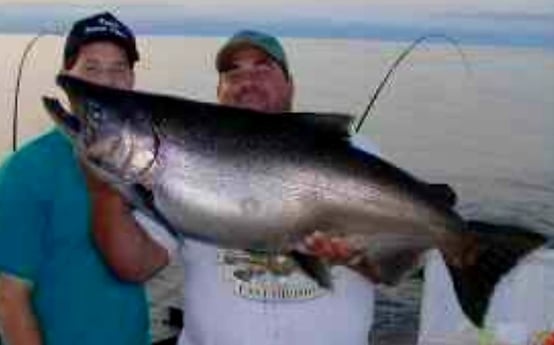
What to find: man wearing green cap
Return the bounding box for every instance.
[215,30,293,113]
[95,29,378,345]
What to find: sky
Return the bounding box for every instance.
[0,0,552,47]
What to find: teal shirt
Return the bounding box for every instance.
[0,130,149,345]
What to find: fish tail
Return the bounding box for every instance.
[445,220,546,327]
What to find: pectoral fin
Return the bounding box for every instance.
[289,250,333,289]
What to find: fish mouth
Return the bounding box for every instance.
[42,96,81,137]
[42,95,117,155]
[44,75,160,186]
[42,75,114,139]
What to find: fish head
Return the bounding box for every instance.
[42,74,158,185]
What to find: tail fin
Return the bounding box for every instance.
[445,220,546,327]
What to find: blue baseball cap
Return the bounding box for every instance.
[64,12,139,68]
[216,30,289,77]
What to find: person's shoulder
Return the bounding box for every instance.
[20,128,72,155]
[0,129,75,179]
[3,129,73,164]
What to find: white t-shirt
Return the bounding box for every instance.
[137,134,379,345]
[136,210,375,345]
[418,248,554,345]
[177,240,374,345]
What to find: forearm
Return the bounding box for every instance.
[88,174,169,282]
[0,274,42,345]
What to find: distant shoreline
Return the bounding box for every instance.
[0,30,552,51]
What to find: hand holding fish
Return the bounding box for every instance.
[298,231,383,283]
[302,231,353,262]
[81,161,120,200]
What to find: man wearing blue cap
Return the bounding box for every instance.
[0,12,150,345]
[95,29,378,345]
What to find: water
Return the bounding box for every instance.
[1,34,553,344]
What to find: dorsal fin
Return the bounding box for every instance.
[292,112,354,139]
[424,183,458,208]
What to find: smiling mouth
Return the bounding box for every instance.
[235,92,268,110]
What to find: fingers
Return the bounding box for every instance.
[303,231,354,263]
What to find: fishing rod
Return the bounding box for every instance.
[12,31,48,152]
[12,25,65,152]
[353,33,471,134]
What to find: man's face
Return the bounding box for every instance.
[217,47,293,113]
[65,41,134,90]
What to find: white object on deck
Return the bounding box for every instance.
[418,248,554,345]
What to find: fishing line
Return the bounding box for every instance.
[353,33,472,134]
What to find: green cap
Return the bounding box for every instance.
[216,30,289,77]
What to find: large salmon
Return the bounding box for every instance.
[43,74,545,326]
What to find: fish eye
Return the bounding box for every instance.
[88,102,104,122]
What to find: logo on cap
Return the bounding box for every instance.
[84,17,128,39]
